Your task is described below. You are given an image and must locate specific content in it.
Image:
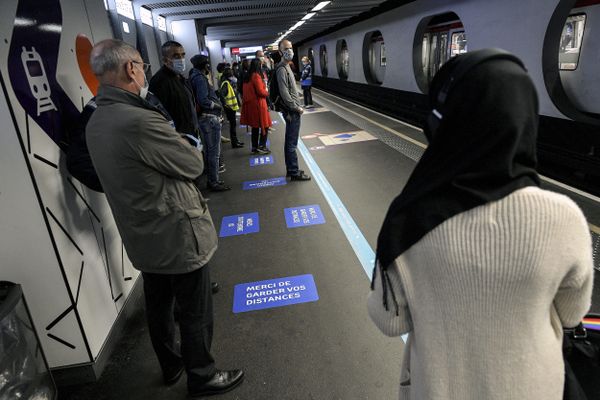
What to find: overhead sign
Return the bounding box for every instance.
[243,177,286,190]
[219,212,259,237]
[157,15,166,32]
[115,0,134,19]
[238,46,263,54]
[318,130,376,146]
[140,7,153,26]
[233,274,319,313]
[250,155,275,166]
[284,205,325,228]
[230,47,240,55]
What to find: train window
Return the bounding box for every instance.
[559,14,586,70]
[320,44,328,77]
[414,12,466,93]
[362,30,386,85]
[336,39,349,80]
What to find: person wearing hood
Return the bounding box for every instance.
[87,39,244,398]
[368,49,593,400]
[148,41,199,140]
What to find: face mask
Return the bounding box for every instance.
[259,56,265,62]
[171,58,186,74]
[230,76,237,84]
[133,65,149,99]
[283,49,294,61]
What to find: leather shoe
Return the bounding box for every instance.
[286,169,304,177]
[232,141,244,148]
[208,183,231,192]
[211,282,219,294]
[189,369,244,397]
[290,173,311,181]
[163,365,184,385]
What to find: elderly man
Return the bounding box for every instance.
[276,39,310,181]
[86,39,243,397]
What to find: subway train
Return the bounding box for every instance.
[297,0,600,196]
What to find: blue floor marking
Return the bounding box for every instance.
[296,139,375,280]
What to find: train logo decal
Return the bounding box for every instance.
[20,46,57,116]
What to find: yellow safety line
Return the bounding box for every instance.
[315,93,427,149]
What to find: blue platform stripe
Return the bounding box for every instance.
[297,139,375,280]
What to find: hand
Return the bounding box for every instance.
[297,107,304,115]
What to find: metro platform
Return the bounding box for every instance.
[58,89,600,400]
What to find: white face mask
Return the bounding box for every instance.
[171,58,186,74]
[133,65,149,99]
[283,49,294,61]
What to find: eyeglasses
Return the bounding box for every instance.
[132,60,151,73]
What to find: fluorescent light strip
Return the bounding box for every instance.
[302,12,316,20]
[311,1,331,11]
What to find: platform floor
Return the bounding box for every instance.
[58,89,600,400]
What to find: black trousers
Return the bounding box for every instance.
[224,107,239,144]
[142,265,216,389]
[302,86,313,106]
[251,127,269,150]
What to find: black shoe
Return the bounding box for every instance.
[211,282,219,294]
[189,369,244,397]
[256,147,270,155]
[290,173,311,181]
[208,183,231,192]
[232,141,244,148]
[164,365,184,385]
[286,170,304,177]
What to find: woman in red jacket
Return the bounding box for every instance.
[240,59,272,154]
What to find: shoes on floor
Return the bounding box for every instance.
[208,183,231,192]
[286,169,304,177]
[211,282,219,294]
[232,141,244,148]
[189,369,244,397]
[290,173,311,181]
[251,148,258,154]
[256,147,271,155]
[163,365,184,386]
[218,165,226,173]
[220,136,231,143]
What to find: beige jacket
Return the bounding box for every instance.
[87,85,217,274]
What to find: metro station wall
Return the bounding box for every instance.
[0,0,140,369]
[170,19,202,73]
[299,0,564,120]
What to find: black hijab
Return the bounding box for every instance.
[373,50,541,313]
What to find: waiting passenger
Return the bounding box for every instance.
[368,49,593,400]
[87,39,244,398]
[190,54,230,192]
[219,67,244,148]
[300,56,313,108]
[240,59,272,154]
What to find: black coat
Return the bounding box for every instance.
[149,66,197,135]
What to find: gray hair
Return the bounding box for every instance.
[90,39,139,76]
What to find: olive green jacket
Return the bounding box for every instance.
[87,85,217,274]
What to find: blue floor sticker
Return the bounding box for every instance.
[243,177,287,190]
[219,212,259,237]
[284,204,325,228]
[250,155,275,166]
[233,274,319,313]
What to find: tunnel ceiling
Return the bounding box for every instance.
[133,0,389,47]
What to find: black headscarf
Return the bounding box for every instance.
[373,51,541,313]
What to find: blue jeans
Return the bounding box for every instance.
[198,115,221,185]
[283,110,301,175]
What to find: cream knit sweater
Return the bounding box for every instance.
[368,187,594,400]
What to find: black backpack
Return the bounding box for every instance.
[268,65,287,112]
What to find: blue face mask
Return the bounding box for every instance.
[171,59,186,74]
[230,76,238,84]
[283,49,294,61]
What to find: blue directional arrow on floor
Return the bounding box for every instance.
[219,212,259,237]
[243,177,287,190]
[284,204,325,228]
[250,155,275,166]
[233,274,319,313]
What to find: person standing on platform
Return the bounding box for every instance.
[277,39,311,181]
[240,59,272,154]
[219,67,244,149]
[300,56,313,108]
[368,50,593,400]
[190,54,230,192]
[87,39,244,398]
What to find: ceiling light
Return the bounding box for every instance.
[302,12,316,20]
[311,1,331,12]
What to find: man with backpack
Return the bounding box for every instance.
[275,40,310,181]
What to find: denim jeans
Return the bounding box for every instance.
[283,110,301,175]
[142,265,216,389]
[198,115,221,185]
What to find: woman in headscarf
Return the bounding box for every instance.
[368,49,593,400]
[240,58,272,154]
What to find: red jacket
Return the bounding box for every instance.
[240,72,272,129]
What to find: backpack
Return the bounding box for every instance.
[268,65,287,112]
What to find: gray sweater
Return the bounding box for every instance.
[276,61,302,112]
[368,186,594,400]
